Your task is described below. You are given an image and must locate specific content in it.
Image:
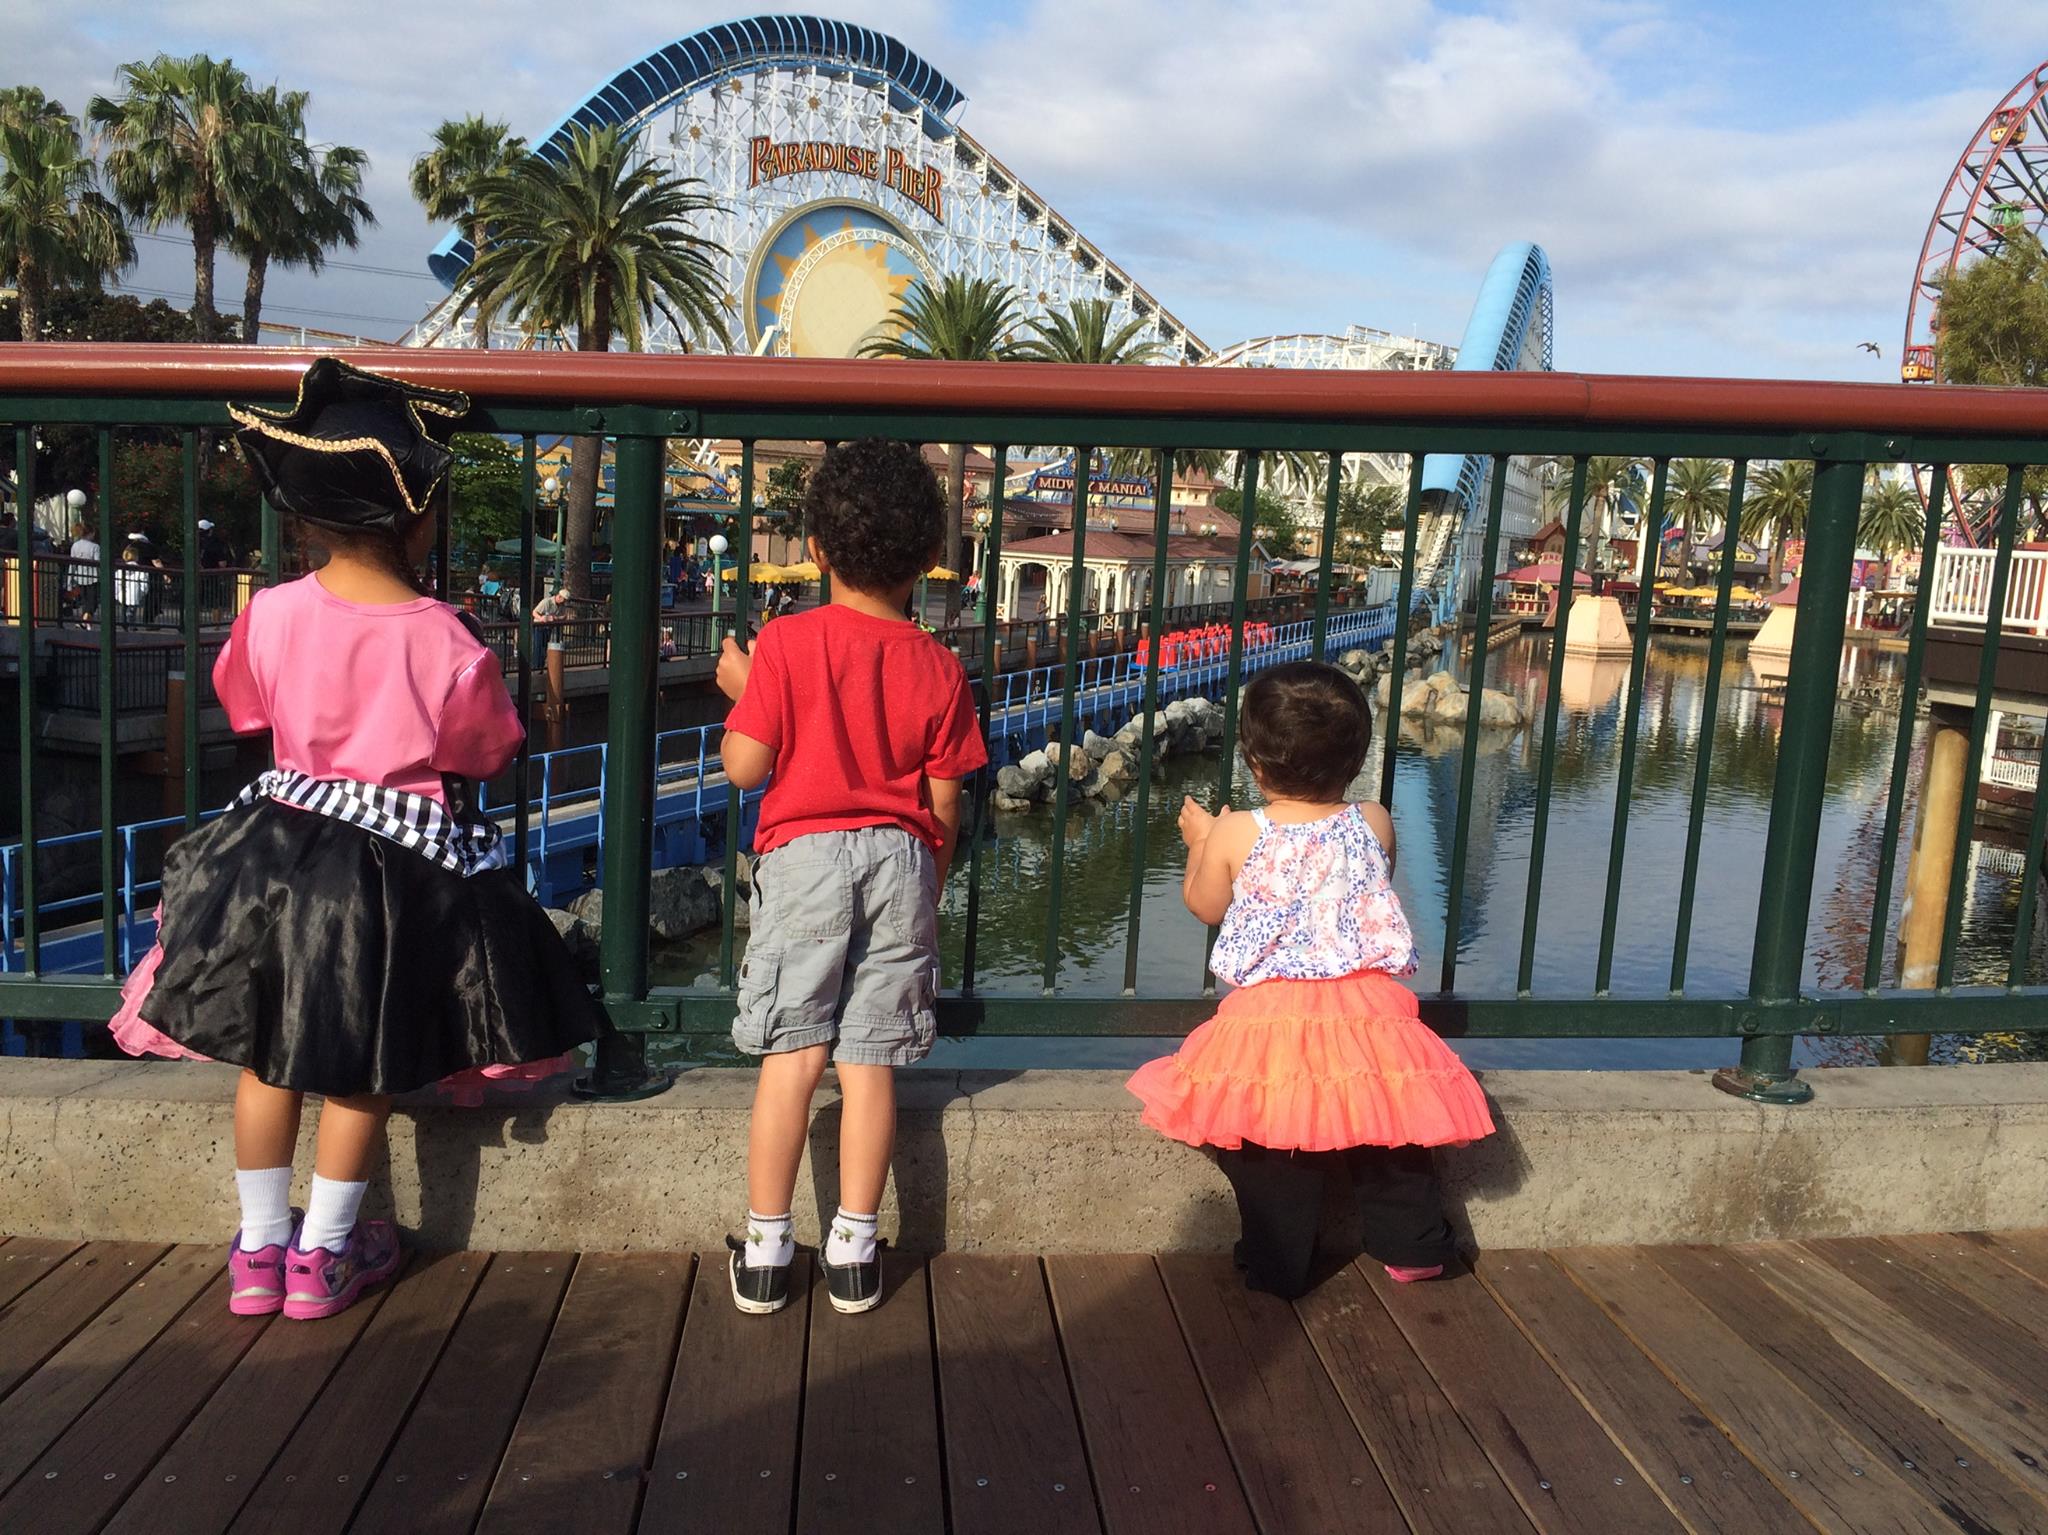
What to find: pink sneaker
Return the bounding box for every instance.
[1385,1264,1446,1284]
[282,1220,401,1321]
[227,1211,302,1316]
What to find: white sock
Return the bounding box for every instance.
[825,1209,878,1267]
[235,1166,295,1252]
[298,1175,368,1255]
[744,1211,794,1269]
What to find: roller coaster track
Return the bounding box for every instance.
[1416,242,1555,608]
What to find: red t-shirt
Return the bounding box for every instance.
[725,605,989,854]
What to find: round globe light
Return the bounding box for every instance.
[709,533,729,555]
[543,476,560,495]
[66,488,87,510]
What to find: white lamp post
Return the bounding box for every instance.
[709,532,729,620]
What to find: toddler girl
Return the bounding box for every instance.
[111,358,603,1319]
[1128,660,1494,1297]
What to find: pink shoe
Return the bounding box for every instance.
[1385,1264,1446,1284]
[227,1211,302,1316]
[282,1220,401,1321]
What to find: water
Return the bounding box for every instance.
[656,632,2044,1071]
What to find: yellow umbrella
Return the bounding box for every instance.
[1728,585,1761,602]
[925,565,958,580]
[781,560,822,581]
[721,562,787,581]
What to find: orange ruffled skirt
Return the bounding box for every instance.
[1127,971,1495,1153]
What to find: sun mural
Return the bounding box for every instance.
[747,202,937,357]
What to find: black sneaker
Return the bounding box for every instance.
[726,1233,790,1316]
[823,1238,885,1315]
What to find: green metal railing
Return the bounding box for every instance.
[2,348,2046,1104]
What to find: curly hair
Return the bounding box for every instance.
[804,438,944,593]
[1239,661,1373,800]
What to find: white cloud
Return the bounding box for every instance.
[1,0,2030,375]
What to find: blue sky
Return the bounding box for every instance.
[15,0,2048,377]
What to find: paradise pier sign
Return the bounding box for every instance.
[749,137,946,222]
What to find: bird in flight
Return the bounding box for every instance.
[1857,341,1882,356]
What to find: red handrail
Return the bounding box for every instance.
[4,342,2048,436]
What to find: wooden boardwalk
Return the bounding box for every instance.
[0,1231,2042,1533]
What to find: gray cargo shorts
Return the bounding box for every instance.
[734,825,940,1066]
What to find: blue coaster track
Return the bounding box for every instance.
[1418,242,1555,610]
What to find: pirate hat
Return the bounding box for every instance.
[231,357,471,531]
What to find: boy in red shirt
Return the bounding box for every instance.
[715,439,987,1316]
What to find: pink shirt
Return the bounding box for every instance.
[212,574,524,805]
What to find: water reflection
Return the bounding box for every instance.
[657,633,2041,1069]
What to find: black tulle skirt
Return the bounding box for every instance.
[113,800,603,1097]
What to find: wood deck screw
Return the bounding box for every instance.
[1957,1459,1971,1468]
[1679,1476,1693,1485]
[1613,1477,1625,1485]
[976,1477,989,1487]
[675,1471,688,1479]
[1851,1469,1864,1476]
[1903,1461,1916,1470]
[1788,1471,1801,1479]
[1054,1484,1065,1492]
[1538,1481,1551,1491]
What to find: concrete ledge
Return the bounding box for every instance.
[2,1061,2043,1252]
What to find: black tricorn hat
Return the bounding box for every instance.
[231,357,471,531]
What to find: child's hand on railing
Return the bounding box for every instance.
[716,635,752,703]
[1179,795,1218,849]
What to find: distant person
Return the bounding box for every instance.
[115,534,158,618]
[530,584,571,666]
[66,521,100,623]
[1128,661,1494,1300]
[715,438,987,1318]
[197,518,234,570]
[107,358,602,1322]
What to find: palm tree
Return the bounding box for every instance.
[227,87,374,344]
[458,123,726,597]
[89,54,273,343]
[0,112,133,341]
[0,87,71,134]
[1664,458,1731,581]
[864,273,1025,621]
[1555,456,1647,570]
[1742,460,1814,590]
[1015,297,1163,365]
[410,115,527,350]
[1858,477,1923,558]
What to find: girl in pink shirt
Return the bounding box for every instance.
[110,359,602,1321]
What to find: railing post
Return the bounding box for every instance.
[582,424,672,1101]
[1713,448,1864,1104]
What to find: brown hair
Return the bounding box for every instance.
[1238,660,1372,801]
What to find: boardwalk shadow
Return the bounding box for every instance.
[375,1089,566,1252]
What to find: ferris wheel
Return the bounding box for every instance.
[1901,61,2048,541]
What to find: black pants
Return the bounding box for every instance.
[1215,1140,1455,1299]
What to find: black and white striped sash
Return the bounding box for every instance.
[232,769,507,877]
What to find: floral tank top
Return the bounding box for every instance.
[1208,804,1419,987]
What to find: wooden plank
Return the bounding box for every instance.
[350,1252,575,1535]
[0,1237,82,1312]
[1557,1247,1959,1535]
[1362,1259,1683,1534]
[0,1289,269,1533]
[1296,1259,1531,1535]
[1653,1244,2048,1535]
[797,1254,946,1535]
[1951,1228,2048,1286]
[1804,1236,2048,1408]
[0,1241,166,1402]
[1878,1233,2048,1348]
[1047,1255,1258,1535]
[640,1253,809,1535]
[0,1243,217,1497]
[227,1251,484,1535]
[100,1281,394,1535]
[933,1256,1101,1535]
[1159,1254,1400,1535]
[1473,1251,1810,1535]
[474,1252,688,1535]
[1734,1241,2048,1510]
